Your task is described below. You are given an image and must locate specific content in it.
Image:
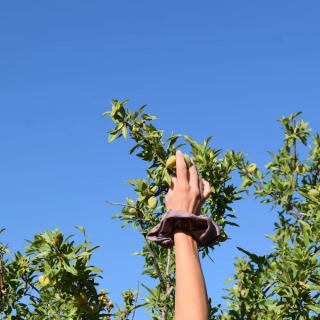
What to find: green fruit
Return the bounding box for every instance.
[308,189,320,197]
[296,165,306,174]
[74,289,88,305]
[166,155,176,168]
[218,230,228,242]
[82,302,99,314]
[128,208,136,215]
[148,196,158,209]
[213,165,221,174]
[183,154,191,168]
[56,234,63,245]
[165,154,191,168]
[248,164,257,173]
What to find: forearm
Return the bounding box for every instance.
[174,230,208,320]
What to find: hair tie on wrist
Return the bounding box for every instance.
[147,209,221,248]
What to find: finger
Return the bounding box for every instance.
[170,175,177,191]
[188,158,199,191]
[175,150,188,186]
[202,179,211,199]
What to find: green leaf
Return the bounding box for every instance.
[306,304,320,313]
[122,126,127,139]
[75,226,86,236]
[108,131,118,142]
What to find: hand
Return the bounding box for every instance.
[165,150,211,215]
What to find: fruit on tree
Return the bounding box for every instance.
[150,186,157,193]
[308,189,320,197]
[213,165,221,174]
[39,276,52,286]
[248,164,257,173]
[128,208,137,214]
[296,164,306,174]
[148,196,158,209]
[74,289,88,305]
[82,302,99,314]
[219,230,228,242]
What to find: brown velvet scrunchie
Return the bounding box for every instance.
[147,209,221,248]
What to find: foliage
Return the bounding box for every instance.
[1,101,319,319]
[216,112,320,319]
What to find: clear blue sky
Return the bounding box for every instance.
[1,1,320,318]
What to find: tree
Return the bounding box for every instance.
[218,112,320,319]
[0,100,319,319]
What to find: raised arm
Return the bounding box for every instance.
[165,150,211,320]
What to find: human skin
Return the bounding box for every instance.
[165,150,211,320]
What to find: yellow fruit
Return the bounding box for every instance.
[128,208,136,215]
[166,155,176,168]
[183,154,191,168]
[148,196,158,209]
[296,165,306,174]
[82,302,99,314]
[308,189,320,197]
[150,186,157,193]
[56,294,61,300]
[248,164,257,173]
[74,289,88,305]
[39,276,52,286]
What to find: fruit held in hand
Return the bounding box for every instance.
[166,155,176,168]
[165,154,191,169]
[148,196,158,209]
[82,302,99,314]
[296,165,306,174]
[128,208,136,215]
[183,154,191,168]
[248,164,257,173]
[74,289,88,305]
[308,189,320,197]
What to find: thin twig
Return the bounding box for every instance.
[263,278,277,297]
[131,280,139,320]
[105,200,135,209]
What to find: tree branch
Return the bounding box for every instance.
[161,248,173,320]
[105,200,135,209]
[106,201,166,292]
[0,243,8,297]
[131,281,139,320]
[238,168,302,220]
